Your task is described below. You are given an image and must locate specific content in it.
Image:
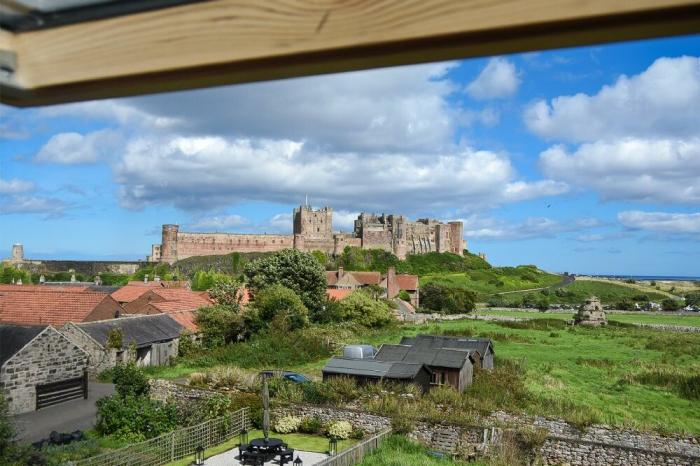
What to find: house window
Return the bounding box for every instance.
[430,370,446,385]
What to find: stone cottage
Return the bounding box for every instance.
[0,324,89,414]
[61,314,184,374]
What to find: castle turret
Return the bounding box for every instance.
[161,224,179,264]
[448,221,465,255]
[11,243,24,262]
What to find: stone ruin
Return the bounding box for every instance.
[574,296,607,326]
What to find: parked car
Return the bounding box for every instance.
[258,370,310,383]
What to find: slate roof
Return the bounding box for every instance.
[400,334,494,357]
[375,344,473,369]
[322,357,428,379]
[0,289,118,326]
[74,314,184,349]
[0,324,47,366]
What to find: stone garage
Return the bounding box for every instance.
[0,324,89,415]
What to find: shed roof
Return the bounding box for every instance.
[400,334,494,357]
[327,271,382,286]
[375,344,473,369]
[322,357,428,379]
[74,314,184,349]
[326,288,353,301]
[0,324,47,366]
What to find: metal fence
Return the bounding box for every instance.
[72,407,249,466]
[315,429,392,466]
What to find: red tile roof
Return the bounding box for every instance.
[0,284,90,292]
[111,285,153,303]
[0,290,116,326]
[326,288,353,300]
[166,311,199,333]
[150,288,213,307]
[396,275,419,291]
[326,271,381,286]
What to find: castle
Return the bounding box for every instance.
[150,206,466,263]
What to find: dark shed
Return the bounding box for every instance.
[375,344,475,391]
[322,357,432,393]
[76,314,183,348]
[400,334,495,369]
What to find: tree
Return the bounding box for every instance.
[244,249,327,315]
[197,277,254,346]
[252,284,309,331]
[112,363,150,398]
[420,283,476,314]
[333,290,393,327]
[536,295,550,312]
[661,298,681,312]
[685,292,700,307]
[106,328,123,349]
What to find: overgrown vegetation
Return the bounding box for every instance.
[420,283,477,314]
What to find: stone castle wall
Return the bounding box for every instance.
[154,205,465,263]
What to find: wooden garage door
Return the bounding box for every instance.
[36,373,87,410]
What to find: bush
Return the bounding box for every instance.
[390,416,415,434]
[251,284,309,331]
[350,426,366,440]
[112,363,150,398]
[96,395,179,439]
[273,416,302,434]
[332,291,393,328]
[326,420,352,440]
[661,298,681,312]
[420,283,476,314]
[299,416,323,434]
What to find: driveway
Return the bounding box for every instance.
[11,382,114,443]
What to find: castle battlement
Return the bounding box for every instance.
[152,206,465,263]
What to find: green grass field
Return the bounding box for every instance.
[357,435,466,466]
[148,314,700,435]
[421,266,562,300]
[477,309,700,327]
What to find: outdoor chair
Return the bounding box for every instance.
[241,450,265,465]
[279,448,295,465]
[238,443,250,454]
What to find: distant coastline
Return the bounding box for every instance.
[585,275,700,282]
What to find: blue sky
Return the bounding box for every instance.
[1,34,699,276]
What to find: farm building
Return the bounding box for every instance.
[375,344,476,391]
[0,324,89,414]
[61,314,184,373]
[322,357,432,393]
[400,334,495,370]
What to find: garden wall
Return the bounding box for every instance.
[149,379,224,402]
[274,405,700,466]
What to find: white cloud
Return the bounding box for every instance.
[460,214,600,240]
[114,135,563,212]
[0,195,67,217]
[0,177,34,194]
[333,210,360,232]
[466,58,521,100]
[524,56,700,142]
[35,130,121,164]
[618,211,700,234]
[188,215,249,231]
[539,138,700,203]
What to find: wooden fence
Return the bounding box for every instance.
[315,429,392,466]
[72,407,249,466]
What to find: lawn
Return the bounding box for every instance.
[477,309,700,327]
[498,279,670,305]
[167,429,355,466]
[357,435,467,466]
[421,266,562,300]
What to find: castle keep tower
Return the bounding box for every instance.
[293,205,334,253]
[160,224,179,264]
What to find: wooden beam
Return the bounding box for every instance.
[2,0,700,107]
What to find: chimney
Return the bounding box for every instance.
[144,275,149,284]
[17,278,23,285]
[70,273,76,283]
[154,275,161,283]
[39,275,45,283]
[338,267,344,279]
[387,267,398,299]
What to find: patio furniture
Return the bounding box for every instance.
[248,438,287,462]
[279,448,295,465]
[241,450,266,466]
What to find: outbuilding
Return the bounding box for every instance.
[61,314,184,373]
[375,343,476,391]
[0,324,89,414]
[400,334,495,370]
[322,357,432,393]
